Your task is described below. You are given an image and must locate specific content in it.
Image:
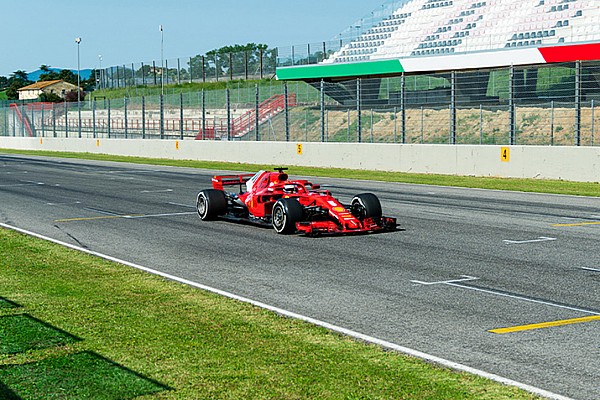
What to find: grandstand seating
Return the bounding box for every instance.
[323,0,600,63]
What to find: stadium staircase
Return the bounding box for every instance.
[196,93,296,140]
[9,103,35,136]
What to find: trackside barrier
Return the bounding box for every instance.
[0,137,598,183]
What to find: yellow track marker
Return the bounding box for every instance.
[553,221,600,227]
[490,315,600,334]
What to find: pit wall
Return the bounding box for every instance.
[1,137,598,183]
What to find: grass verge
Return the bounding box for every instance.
[1,148,599,197]
[0,228,542,399]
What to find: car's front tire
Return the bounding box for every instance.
[196,189,227,220]
[272,198,303,234]
[351,193,382,220]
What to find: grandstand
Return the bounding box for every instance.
[277,0,600,81]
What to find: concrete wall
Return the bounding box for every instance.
[1,136,599,182]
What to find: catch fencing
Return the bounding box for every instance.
[1,61,599,146]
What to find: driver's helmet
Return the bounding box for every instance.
[283,184,297,194]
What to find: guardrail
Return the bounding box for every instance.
[1,137,599,183]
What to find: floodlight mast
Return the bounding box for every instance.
[160,25,164,96]
[75,37,82,138]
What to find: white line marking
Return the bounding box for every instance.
[0,222,575,400]
[84,208,119,216]
[503,237,557,244]
[0,181,44,188]
[580,267,600,273]
[414,275,600,316]
[447,283,600,316]
[168,202,195,209]
[141,189,173,193]
[100,169,163,175]
[46,201,81,206]
[411,275,479,285]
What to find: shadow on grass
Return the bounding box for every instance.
[0,309,172,399]
[0,297,21,309]
[0,351,172,400]
[0,381,20,400]
[0,314,82,355]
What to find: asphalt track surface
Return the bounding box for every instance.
[1,154,599,399]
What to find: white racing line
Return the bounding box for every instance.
[0,222,574,400]
[503,237,557,245]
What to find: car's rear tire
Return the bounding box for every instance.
[196,189,227,220]
[351,193,382,220]
[272,198,303,234]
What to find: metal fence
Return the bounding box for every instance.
[97,48,279,89]
[2,62,599,146]
[91,2,400,90]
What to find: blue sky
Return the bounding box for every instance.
[0,0,387,77]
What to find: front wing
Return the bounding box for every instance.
[295,216,397,235]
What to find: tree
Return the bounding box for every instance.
[10,70,29,82]
[64,90,85,102]
[58,69,78,85]
[5,70,32,100]
[188,43,273,81]
[39,92,62,102]
[135,64,154,79]
[39,70,60,81]
[5,85,20,100]
[82,69,99,91]
[0,76,8,90]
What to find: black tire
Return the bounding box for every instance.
[196,189,227,221]
[272,198,304,234]
[351,193,382,220]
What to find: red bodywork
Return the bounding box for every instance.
[211,170,396,235]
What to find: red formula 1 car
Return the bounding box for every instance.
[196,168,397,235]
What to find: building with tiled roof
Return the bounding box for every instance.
[17,80,79,101]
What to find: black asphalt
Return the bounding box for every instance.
[1,154,598,399]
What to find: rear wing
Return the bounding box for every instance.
[211,174,255,192]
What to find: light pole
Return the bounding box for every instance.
[159,24,164,138]
[98,54,103,89]
[75,37,82,138]
[353,25,361,40]
[159,24,164,96]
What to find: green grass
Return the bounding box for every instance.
[0,351,169,399]
[0,314,81,354]
[0,228,541,399]
[91,79,322,104]
[1,148,599,197]
[0,91,7,101]
[0,298,20,309]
